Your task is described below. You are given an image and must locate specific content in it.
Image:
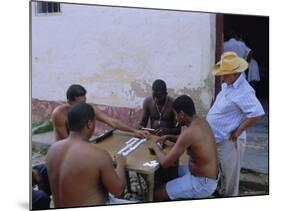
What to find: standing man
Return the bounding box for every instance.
[51,84,148,141]
[224,30,252,61]
[206,52,265,196]
[150,95,219,201]
[46,102,128,208]
[247,52,261,90]
[139,79,180,136]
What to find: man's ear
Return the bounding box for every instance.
[87,119,95,130]
[86,120,92,129]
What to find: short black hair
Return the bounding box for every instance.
[66,84,87,101]
[67,102,95,131]
[152,79,167,92]
[173,95,196,117]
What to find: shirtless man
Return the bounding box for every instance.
[139,79,180,136]
[46,102,127,208]
[150,95,219,201]
[52,84,148,141]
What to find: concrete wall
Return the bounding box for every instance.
[32,3,216,121]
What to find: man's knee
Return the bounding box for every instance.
[32,190,50,210]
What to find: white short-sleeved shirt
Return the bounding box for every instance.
[224,38,251,59]
[248,58,260,82]
[206,74,264,143]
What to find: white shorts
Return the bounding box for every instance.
[166,165,218,199]
[106,193,137,205]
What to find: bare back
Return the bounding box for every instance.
[168,118,218,180]
[184,118,218,179]
[46,138,117,208]
[51,104,70,141]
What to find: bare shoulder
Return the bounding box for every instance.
[87,144,113,165]
[46,140,66,161]
[177,127,193,142]
[51,104,69,119]
[143,97,153,105]
[181,127,192,137]
[142,97,153,109]
[167,96,174,103]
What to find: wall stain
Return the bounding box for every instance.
[130,80,152,98]
[77,69,214,114]
[170,77,213,117]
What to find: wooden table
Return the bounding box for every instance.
[92,130,173,202]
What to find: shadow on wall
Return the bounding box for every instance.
[32,98,143,134]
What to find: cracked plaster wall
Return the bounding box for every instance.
[32,3,216,116]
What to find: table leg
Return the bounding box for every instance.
[126,171,131,193]
[146,173,155,202]
[136,173,145,201]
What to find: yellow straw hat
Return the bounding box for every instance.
[213,51,248,76]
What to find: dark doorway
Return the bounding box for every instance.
[224,14,269,100]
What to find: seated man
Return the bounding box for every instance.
[32,164,51,210]
[139,79,180,136]
[51,84,148,141]
[46,102,129,208]
[150,95,219,201]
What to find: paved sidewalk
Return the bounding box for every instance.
[242,99,269,174]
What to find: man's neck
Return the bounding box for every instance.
[229,74,241,85]
[68,131,90,142]
[156,96,167,106]
[184,115,199,126]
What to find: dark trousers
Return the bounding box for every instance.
[154,165,179,188]
[32,189,50,210]
[32,164,51,210]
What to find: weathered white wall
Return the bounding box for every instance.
[32,3,215,113]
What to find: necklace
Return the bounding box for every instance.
[154,97,168,125]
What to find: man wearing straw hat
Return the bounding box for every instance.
[206,51,264,197]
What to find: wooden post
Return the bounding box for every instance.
[215,14,224,98]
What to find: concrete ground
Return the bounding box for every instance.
[239,98,269,195]
[242,98,269,174]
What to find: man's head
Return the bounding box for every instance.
[152,79,167,105]
[213,52,248,85]
[226,29,240,40]
[67,102,95,139]
[66,84,87,104]
[173,95,196,126]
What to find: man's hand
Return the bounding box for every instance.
[155,128,170,136]
[148,139,163,155]
[32,169,44,188]
[134,129,150,139]
[229,128,242,142]
[156,135,168,148]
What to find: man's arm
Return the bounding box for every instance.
[93,105,149,138]
[139,99,150,128]
[157,134,178,145]
[155,127,181,136]
[230,117,259,141]
[100,153,127,197]
[231,89,265,141]
[152,132,190,168]
[51,110,68,141]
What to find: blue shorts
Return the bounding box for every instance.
[166,165,218,199]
